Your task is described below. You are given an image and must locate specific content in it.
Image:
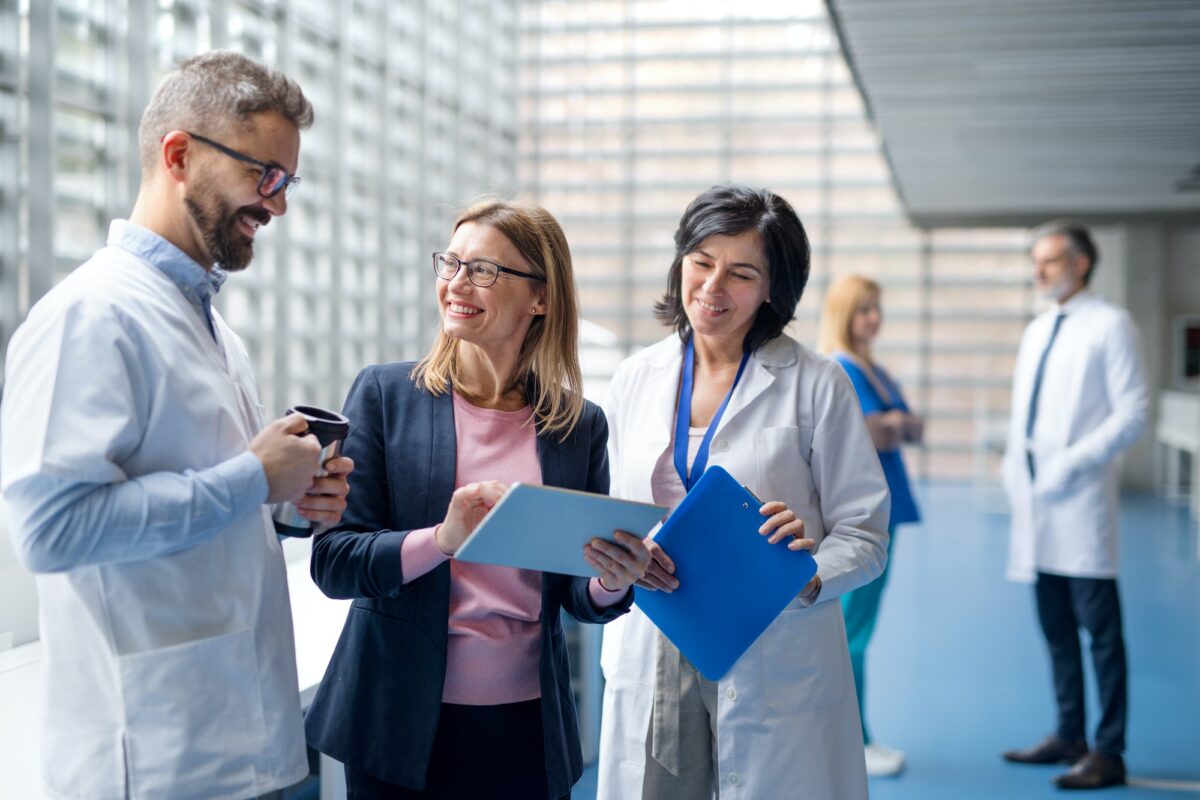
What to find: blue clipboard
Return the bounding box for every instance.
[634,465,818,681]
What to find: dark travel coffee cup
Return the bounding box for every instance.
[271,405,351,537]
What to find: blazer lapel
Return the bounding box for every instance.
[428,389,458,525]
[537,431,564,489]
[537,418,571,605]
[424,388,457,619]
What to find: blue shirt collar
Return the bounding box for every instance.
[107,219,228,306]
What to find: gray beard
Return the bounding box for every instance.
[184,194,255,272]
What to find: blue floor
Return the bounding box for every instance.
[575,482,1200,799]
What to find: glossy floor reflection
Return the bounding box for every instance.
[576,482,1200,799]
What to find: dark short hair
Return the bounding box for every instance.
[1032,219,1098,285]
[653,184,810,353]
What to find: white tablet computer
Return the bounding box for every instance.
[453,483,667,577]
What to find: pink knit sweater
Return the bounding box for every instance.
[400,391,625,705]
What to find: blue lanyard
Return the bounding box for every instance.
[674,336,751,491]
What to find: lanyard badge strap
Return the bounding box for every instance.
[673,336,751,491]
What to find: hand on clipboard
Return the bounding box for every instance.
[632,466,822,681]
[634,496,817,593]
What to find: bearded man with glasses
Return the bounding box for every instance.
[1,51,353,799]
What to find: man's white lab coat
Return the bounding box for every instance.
[1,243,307,799]
[1002,290,1148,582]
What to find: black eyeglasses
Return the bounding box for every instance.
[432,251,542,288]
[186,132,301,199]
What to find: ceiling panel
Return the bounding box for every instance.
[826,0,1200,226]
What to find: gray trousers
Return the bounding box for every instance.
[642,635,720,800]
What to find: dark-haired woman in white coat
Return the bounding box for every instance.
[596,185,891,799]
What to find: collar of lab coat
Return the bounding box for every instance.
[108,219,227,305]
[643,331,797,368]
[1053,288,1096,316]
[640,333,797,440]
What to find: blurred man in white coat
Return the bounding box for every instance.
[1,51,352,799]
[1000,221,1147,790]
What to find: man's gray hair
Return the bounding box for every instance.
[137,50,313,174]
[1031,218,1098,285]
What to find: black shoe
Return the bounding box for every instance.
[1003,734,1088,765]
[1053,752,1126,790]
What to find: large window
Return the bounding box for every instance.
[0,0,1036,485]
[0,0,519,419]
[519,0,1033,481]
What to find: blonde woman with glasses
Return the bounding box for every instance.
[304,200,650,799]
[818,274,923,777]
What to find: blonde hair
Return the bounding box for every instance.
[817,274,882,359]
[412,199,584,441]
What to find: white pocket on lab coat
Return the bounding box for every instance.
[754,426,816,507]
[757,603,848,713]
[118,628,267,792]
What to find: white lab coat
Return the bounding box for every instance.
[0,247,307,799]
[597,334,890,800]
[1002,291,1148,583]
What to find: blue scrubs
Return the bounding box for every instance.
[833,352,921,744]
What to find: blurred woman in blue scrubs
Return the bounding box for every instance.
[819,274,923,777]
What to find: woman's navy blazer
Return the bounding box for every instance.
[303,362,631,796]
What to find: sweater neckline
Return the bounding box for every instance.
[452,390,533,421]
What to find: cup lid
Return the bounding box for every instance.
[287,405,350,441]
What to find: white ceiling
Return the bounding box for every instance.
[826,0,1200,227]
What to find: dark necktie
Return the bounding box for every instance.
[1025,312,1066,478]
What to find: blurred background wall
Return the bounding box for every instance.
[0,0,1196,677]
